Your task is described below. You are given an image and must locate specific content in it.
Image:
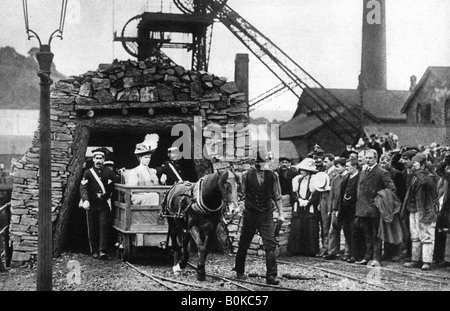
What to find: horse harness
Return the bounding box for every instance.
[160,176,225,220]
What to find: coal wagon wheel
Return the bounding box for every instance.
[120,14,142,59]
[119,233,134,262]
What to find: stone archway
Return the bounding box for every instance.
[53,114,210,255]
[9,58,249,265]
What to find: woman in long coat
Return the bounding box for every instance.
[287,158,321,256]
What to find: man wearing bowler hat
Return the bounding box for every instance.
[80,148,121,259]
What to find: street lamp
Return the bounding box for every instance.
[22,0,68,291]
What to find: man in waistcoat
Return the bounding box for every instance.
[80,148,121,259]
[234,151,285,285]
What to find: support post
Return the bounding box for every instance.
[35,44,54,292]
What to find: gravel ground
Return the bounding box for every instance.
[2,248,450,292]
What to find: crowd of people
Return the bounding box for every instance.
[77,129,450,283]
[276,133,450,271]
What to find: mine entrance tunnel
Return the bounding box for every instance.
[63,115,204,254]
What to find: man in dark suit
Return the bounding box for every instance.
[274,157,298,195]
[355,149,396,266]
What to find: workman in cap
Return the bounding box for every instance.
[80,148,121,260]
[402,153,438,271]
[398,148,419,260]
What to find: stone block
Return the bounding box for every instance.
[140,86,158,102]
[94,90,115,105]
[91,78,111,91]
[190,81,204,99]
[157,84,175,101]
[78,83,93,97]
[11,251,31,263]
[220,82,239,94]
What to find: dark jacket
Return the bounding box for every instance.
[274,167,298,195]
[385,164,406,202]
[156,159,198,185]
[356,164,396,218]
[80,166,121,208]
[402,168,438,224]
[375,189,404,244]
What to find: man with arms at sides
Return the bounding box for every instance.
[234,151,285,285]
[318,153,337,257]
[355,149,396,266]
[324,158,348,260]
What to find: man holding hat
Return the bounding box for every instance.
[80,148,121,259]
[354,149,396,266]
[234,150,285,285]
[402,153,438,270]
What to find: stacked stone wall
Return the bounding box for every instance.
[9,58,249,265]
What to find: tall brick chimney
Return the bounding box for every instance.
[360,0,387,90]
[234,53,249,105]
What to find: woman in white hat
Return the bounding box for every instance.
[287,158,321,257]
[127,134,160,205]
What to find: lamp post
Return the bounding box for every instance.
[22,0,68,291]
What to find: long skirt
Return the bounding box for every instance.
[287,209,320,256]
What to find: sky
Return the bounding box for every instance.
[1,0,449,114]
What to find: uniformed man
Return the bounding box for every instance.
[156,146,198,185]
[80,148,121,259]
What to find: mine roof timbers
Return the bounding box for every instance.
[74,101,199,111]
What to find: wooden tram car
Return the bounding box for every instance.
[112,184,172,261]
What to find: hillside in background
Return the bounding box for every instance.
[249,109,294,122]
[0,46,66,109]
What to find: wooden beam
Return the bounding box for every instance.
[75,100,199,111]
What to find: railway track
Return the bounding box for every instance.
[279,255,450,290]
[122,251,450,291]
[123,260,303,291]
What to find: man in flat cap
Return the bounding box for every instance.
[402,153,438,270]
[398,148,419,260]
[274,157,297,196]
[80,148,121,259]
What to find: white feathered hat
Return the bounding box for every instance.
[134,134,159,155]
